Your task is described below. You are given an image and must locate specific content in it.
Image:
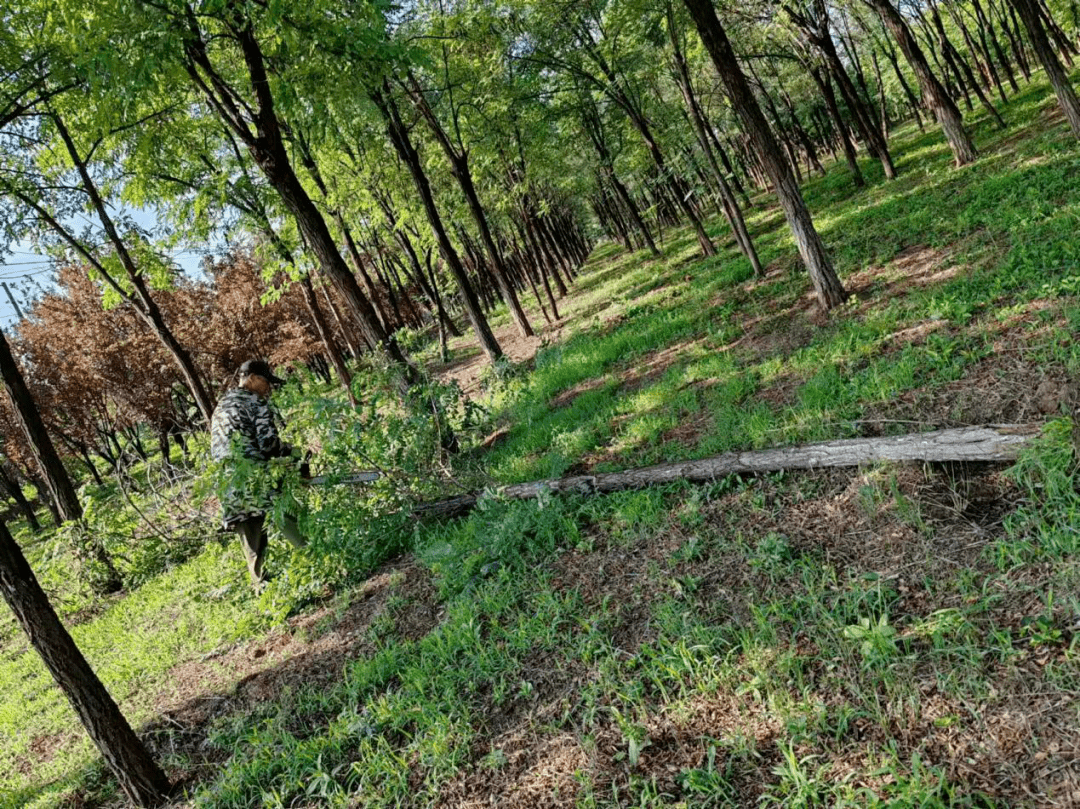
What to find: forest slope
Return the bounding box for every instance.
[4,75,1080,807]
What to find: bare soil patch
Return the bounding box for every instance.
[433,321,556,398]
[843,244,960,312]
[864,322,1072,430]
[549,376,607,410]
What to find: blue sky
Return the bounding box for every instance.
[0,205,214,329]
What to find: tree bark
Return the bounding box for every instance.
[1036,0,1077,62]
[870,49,891,138]
[515,218,561,321]
[707,128,753,206]
[416,424,1039,519]
[249,216,358,402]
[949,0,1008,104]
[181,15,419,393]
[863,0,979,165]
[1010,0,1080,136]
[0,521,170,806]
[370,85,504,364]
[683,0,848,309]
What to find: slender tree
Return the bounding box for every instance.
[173,4,421,387]
[666,1,762,275]
[370,82,504,364]
[862,0,979,165]
[1009,0,1080,136]
[0,520,170,806]
[682,0,848,309]
[402,71,534,338]
[0,327,121,591]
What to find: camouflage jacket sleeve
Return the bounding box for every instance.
[252,397,292,460]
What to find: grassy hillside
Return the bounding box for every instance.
[4,74,1080,807]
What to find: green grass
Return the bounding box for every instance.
[479,77,1080,484]
[5,73,1080,807]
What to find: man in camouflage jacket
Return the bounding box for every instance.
[210,359,307,587]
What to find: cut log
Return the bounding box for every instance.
[415,424,1040,520]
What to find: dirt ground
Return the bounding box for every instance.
[431,320,556,398]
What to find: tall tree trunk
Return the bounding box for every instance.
[880,33,927,128]
[930,2,1007,127]
[255,218,361,397]
[669,6,763,274]
[339,219,396,332]
[974,0,1021,92]
[1010,0,1080,135]
[369,85,503,364]
[950,0,1008,104]
[26,470,61,527]
[683,0,848,309]
[707,127,753,206]
[870,49,891,137]
[0,330,81,524]
[0,328,121,590]
[182,17,420,394]
[808,63,867,187]
[863,0,979,165]
[0,463,40,532]
[785,6,899,179]
[404,75,534,338]
[824,41,898,177]
[997,0,1034,79]
[777,78,827,176]
[375,192,462,338]
[293,134,397,334]
[579,38,717,257]
[608,168,659,255]
[596,182,635,251]
[299,275,355,404]
[510,233,553,323]
[525,203,569,296]
[0,521,171,806]
[516,218,561,320]
[1037,0,1077,62]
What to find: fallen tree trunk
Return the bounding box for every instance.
[416,424,1041,519]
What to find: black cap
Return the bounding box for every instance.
[238,359,285,386]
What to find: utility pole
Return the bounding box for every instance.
[1,283,24,321]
